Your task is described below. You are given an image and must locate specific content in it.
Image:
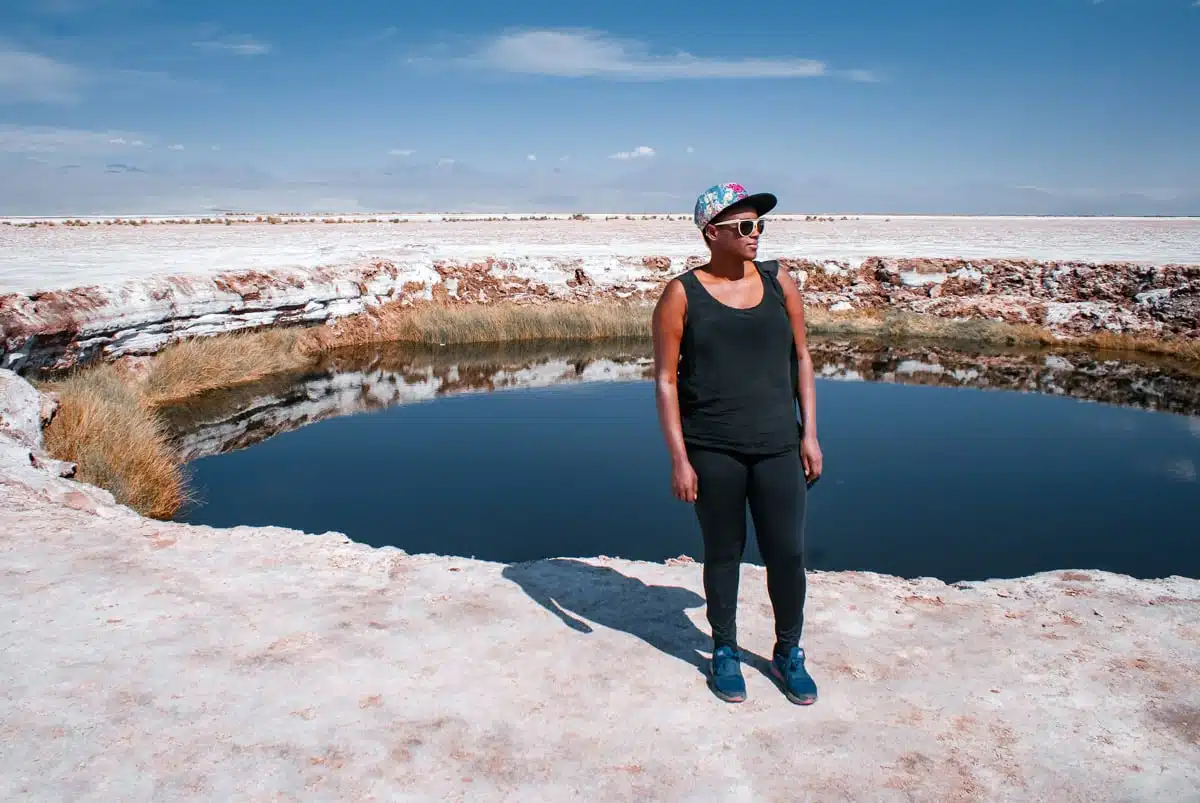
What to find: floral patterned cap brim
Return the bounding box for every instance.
[693,183,778,229]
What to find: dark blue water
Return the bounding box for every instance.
[176,372,1200,582]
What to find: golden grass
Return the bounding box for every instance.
[41,364,187,519]
[142,328,312,406]
[805,307,1039,342]
[301,300,653,352]
[804,307,1200,361]
[140,302,653,406]
[1075,331,1200,362]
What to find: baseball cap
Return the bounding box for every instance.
[693,183,778,230]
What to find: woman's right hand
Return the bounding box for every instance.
[672,459,699,503]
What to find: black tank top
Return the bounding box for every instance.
[677,260,800,455]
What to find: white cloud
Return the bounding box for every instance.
[686,146,694,154]
[527,153,537,161]
[193,35,273,56]
[211,145,221,151]
[843,69,880,83]
[168,143,184,150]
[0,124,146,153]
[436,158,456,166]
[1,44,188,105]
[460,29,837,81]
[0,46,85,104]
[387,149,414,156]
[610,145,655,160]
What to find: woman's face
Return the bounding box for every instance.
[706,208,765,261]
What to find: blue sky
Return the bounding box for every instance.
[1,0,1198,214]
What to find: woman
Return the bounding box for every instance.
[652,182,823,705]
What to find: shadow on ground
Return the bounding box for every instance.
[502,558,774,679]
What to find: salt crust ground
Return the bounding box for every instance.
[2,373,1199,801]
[3,215,1200,293]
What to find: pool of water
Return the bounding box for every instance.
[169,338,1200,582]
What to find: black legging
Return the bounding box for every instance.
[687,445,807,655]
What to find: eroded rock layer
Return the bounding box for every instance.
[2,256,1198,372]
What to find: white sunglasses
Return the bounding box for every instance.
[709,218,766,237]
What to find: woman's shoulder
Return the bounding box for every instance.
[665,267,704,296]
[656,273,689,308]
[754,258,781,276]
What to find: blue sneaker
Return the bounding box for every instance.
[771,647,818,705]
[709,646,746,703]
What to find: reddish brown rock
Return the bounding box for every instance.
[805,270,856,293]
[567,269,594,288]
[776,258,823,274]
[212,270,296,301]
[917,296,1051,327]
[939,274,985,296]
[38,391,59,428]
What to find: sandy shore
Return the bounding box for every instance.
[2,367,1199,801]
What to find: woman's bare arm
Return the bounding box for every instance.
[776,268,824,479]
[651,279,697,500]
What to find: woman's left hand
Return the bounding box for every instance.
[801,435,823,483]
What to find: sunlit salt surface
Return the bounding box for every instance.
[3,215,1198,293]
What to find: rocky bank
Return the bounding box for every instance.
[1,216,1198,372]
[3,255,1198,374]
[3,364,1200,800]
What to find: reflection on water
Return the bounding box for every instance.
[168,336,1200,582]
[162,338,655,461]
[164,336,1200,462]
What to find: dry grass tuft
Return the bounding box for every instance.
[805,308,1200,360]
[141,302,653,404]
[143,328,312,406]
[41,365,186,519]
[805,307,1047,344]
[300,300,653,351]
[1079,331,1200,362]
